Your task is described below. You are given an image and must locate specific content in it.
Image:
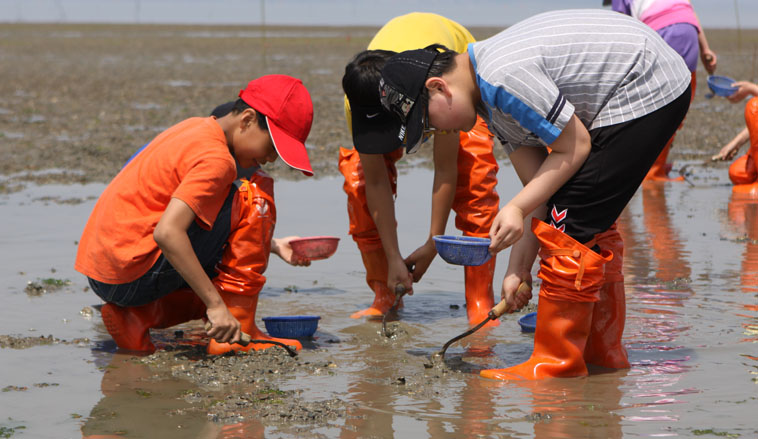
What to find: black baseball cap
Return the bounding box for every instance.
[352,47,439,154]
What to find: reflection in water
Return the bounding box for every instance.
[80,353,226,439]
[480,374,625,439]
[725,192,758,382]
[617,181,700,424]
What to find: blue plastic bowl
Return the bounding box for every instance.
[262,315,320,338]
[432,235,491,266]
[518,312,537,333]
[707,75,738,97]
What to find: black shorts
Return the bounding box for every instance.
[545,86,692,243]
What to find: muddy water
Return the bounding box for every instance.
[1,162,756,438]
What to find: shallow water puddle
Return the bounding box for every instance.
[1,166,757,438]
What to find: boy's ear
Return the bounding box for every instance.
[240,108,258,129]
[425,77,451,98]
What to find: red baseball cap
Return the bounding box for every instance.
[238,75,314,176]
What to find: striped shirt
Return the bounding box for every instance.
[468,9,691,154]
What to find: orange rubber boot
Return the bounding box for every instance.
[464,257,499,327]
[645,140,684,182]
[101,302,158,353]
[584,225,630,369]
[100,288,207,353]
[207,291,302,355]
[481,219,612,380]
[350,248,403,318]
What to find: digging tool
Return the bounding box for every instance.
[432,281,532,362]
[204,322,298,357]
[382,284,407,337]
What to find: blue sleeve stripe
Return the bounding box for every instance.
[477,79,562,144]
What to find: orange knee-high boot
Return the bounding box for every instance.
[207,290,302,355]
[645,71,695,182]
[350,247,402,318]
[480,219,612,380]
[101,288,207,353]
[464,257,499,327]
[584,224,630,369]
[645,138,684,182]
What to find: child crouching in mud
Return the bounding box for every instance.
[372,9,692,380]
[712,80,758,197]
[75,75,315,354]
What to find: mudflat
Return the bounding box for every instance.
[1,23,756,190]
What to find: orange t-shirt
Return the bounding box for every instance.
[75,117,237,284]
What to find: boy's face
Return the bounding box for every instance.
[231,109,278,168]
[426,77,478,133]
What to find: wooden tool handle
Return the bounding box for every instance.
[490,299,509,318]
[204,321,252,345]
[394,284,407,297]
[489,281,531,318]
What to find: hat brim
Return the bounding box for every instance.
[351,104,425,155]
[351,105,403,154]
[267,116,314,176]
[401,99,425,154]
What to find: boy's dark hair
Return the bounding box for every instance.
[210,99,268,130]
[419,44,458,107]
[342,49,397,107]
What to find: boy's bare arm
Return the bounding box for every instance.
[405,131,458,281]
[490,115,591,252]
[154,198,241,343]
[713,127,749,161]
[359,152,414,293]
[697,29,717,74]
[500,145,549,311]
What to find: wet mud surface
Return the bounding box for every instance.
[1,23,754,191]
[2,23,758,439]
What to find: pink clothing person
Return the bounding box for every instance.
[607,0,717,181]
[609,0,716,73]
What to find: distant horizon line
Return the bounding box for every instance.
[1,19,756,31]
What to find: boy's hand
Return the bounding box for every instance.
[271,236,311,266]
[501,273,533,313]
[711,143,739,161]
[701,51,717,75]
[489,204,525,254]
[205,305,242,343]
[728,81,758,103]
[387,255,414,296]
[404,239,436,282]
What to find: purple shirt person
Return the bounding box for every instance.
[607,0,717,73]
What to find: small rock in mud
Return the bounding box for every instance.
[24,278,71,296]
[380,322,408,340]
[2,385,29,392]
[0,334,58,349]
[525,412,552,423]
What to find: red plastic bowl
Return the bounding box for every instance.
[289,236,340,260]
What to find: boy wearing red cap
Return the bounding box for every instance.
[75,75,315,354]
[375,10,692,380]
[340,13,501,326]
